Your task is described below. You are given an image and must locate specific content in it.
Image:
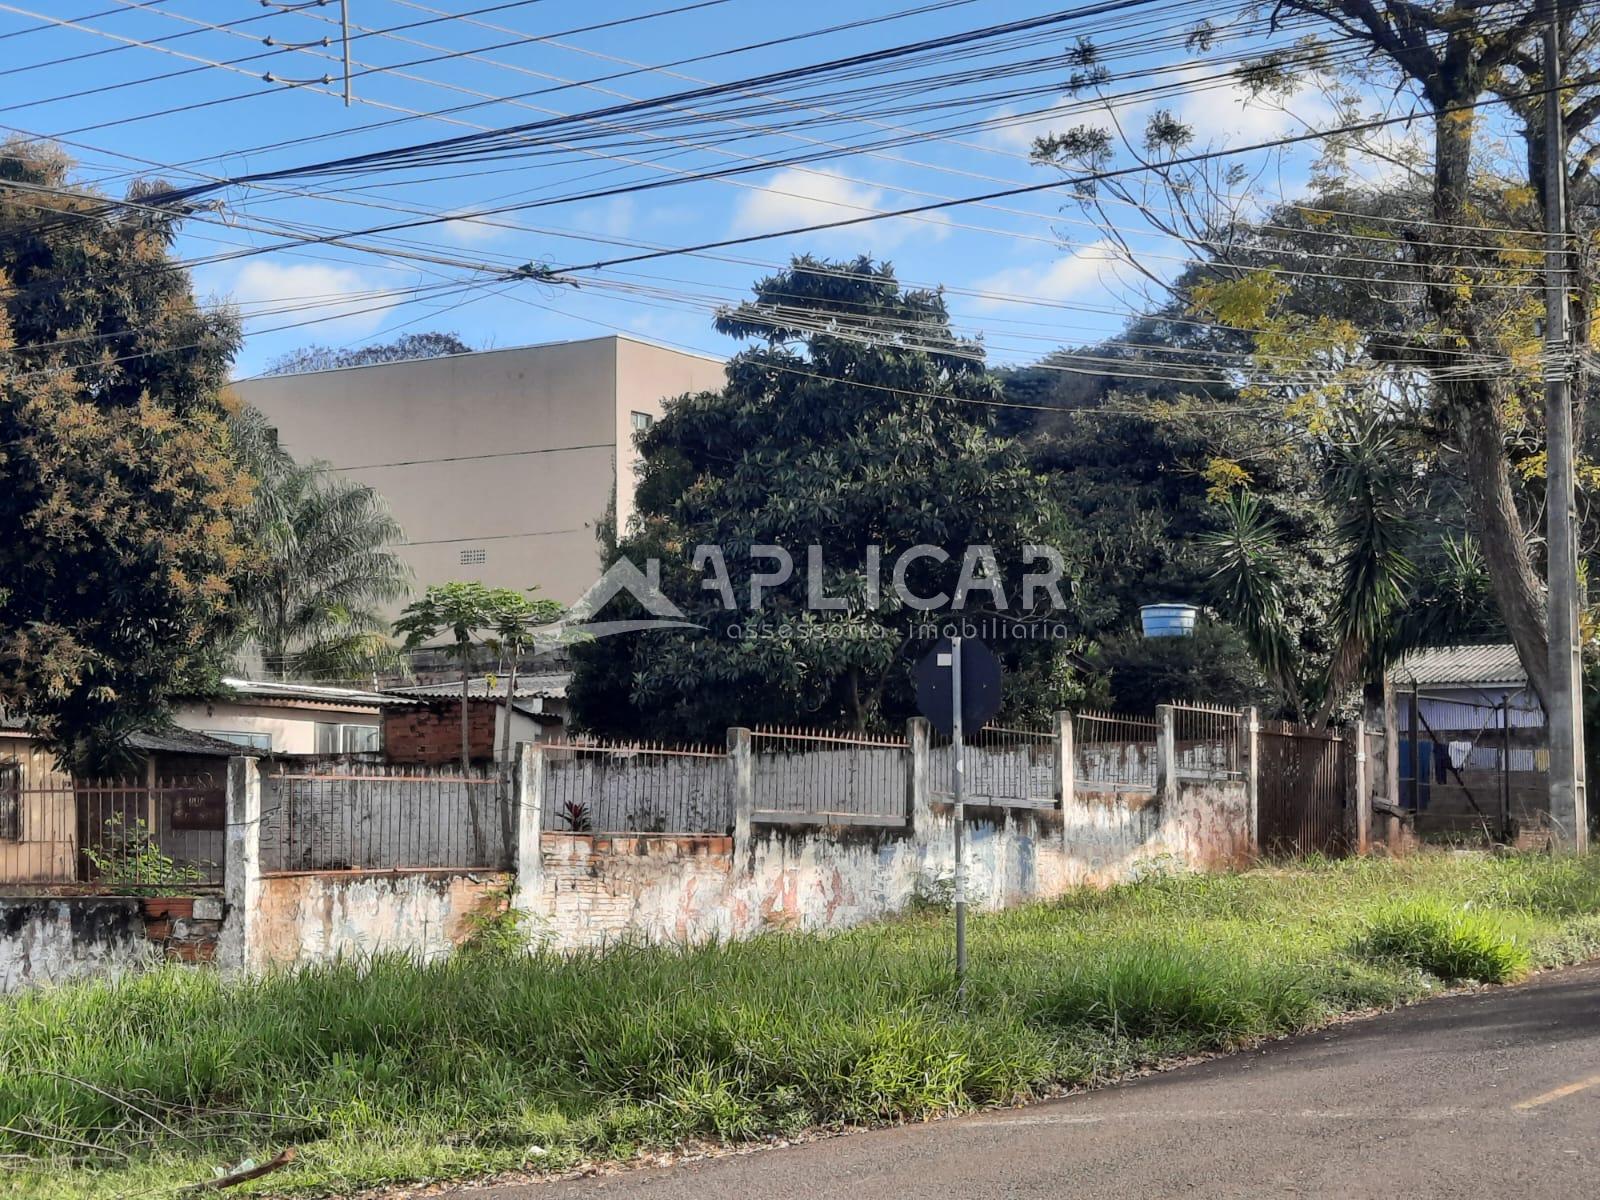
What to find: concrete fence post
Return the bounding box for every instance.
[728,727,754,866]
[219,756,261,976]
[511,742,544,914]
[907,717,932,844]
[1055,710,1074,812]
[1244,706,1260,855]
[1347,719,1370,856]
[1156,704,1177,806]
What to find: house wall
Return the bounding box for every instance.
[0,732,74,885]
[235,336,724,607]
[171,699,381,755]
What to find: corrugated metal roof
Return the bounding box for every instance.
[216,676,397,708]
[1390,644,1527,687]
[129,728,242,757]
[384,672,570,701]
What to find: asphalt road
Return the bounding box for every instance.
[450,964,1600,1200]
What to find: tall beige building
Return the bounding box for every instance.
[234,334,726,606]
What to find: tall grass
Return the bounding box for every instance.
[4,853,1600,1199]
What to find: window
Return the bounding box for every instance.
[342,725,381,753]
[459,547,487,565]
[0,760,18,841]
[630,410,654,432]
[203,730,272,752]
[316,723,381,754]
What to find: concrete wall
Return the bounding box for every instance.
[235,336,726,607]
[253,871,511,969]
[532,777,1252,952]
[0,896,223,992]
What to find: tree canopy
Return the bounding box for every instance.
[262,331,472,376]
[569,256,1086,739]
[0,141,254,771]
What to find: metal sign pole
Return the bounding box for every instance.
[951,635,967,998]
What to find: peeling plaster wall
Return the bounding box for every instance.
[253,871,512,968]
[536,779,1250,952]
[0,898,155,991]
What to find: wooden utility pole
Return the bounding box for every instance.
[1544,0,1588,852]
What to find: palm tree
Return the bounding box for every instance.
[233,409,412,682]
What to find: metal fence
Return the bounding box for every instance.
[932,725,1056,805]
[0,776,224,890]
[1170,702,1245,781]
[262,763,510,873]
[1073,709,1159,790]
[543,740,731,834]
[751,727,909,822]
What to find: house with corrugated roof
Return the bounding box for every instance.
[1385,644,1547,842]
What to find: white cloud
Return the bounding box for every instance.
[970,239,1123,309]
[1172,67,1336,148]
[227,260,395,334]
[441,208,508,245]
[732,168,950,252]
[986,96,1130,155]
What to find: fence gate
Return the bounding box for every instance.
[1256,720,1347,857]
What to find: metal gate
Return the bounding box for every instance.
[1257,720,1347,857]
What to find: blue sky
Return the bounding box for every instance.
[0,0,1408,377]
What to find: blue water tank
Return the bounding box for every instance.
[1140,603,1197,638]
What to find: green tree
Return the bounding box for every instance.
[262,331,472,376]
[394,582,556,859]
[0,141,254,771]
[569,256,1085,739]
[230,409,412,682]
[486,589,563,769]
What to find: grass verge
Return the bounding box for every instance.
[6,852,1600,1199]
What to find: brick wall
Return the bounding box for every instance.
[384,699,497,765]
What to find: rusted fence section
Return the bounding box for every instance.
[1257,720,1347,857]
[0,776,223,890]
[543,740,731,834]
[1073,709,1159,790]
[751,726,909,825]
[931,724,1056,806]
[261,763,509,874]
[1170,702,1246,781]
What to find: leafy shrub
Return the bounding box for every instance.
[1354,900,1530,983]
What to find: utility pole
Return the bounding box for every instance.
[950,636,967,999]
[1544,0,1589,852]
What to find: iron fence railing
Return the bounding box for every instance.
[543,740,731,835]
[1170,702,1245,780]
[1073,709,1159,790]
[0,777,224,890]
[262,763,508,873]
[751,727,909,821]
[932,725,1056,804]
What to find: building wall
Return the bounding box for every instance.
[0,732,74,885]
[171,699,381,755]
[235,336,725,607]
[613,336,725,535]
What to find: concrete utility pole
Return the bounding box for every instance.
[1544,0,1589,852]
[950,636,967,997]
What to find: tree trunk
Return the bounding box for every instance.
[1454,384,1552,709]
[460,653,486,863]
[498,649,519,856]
[1424,79,1552,709]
